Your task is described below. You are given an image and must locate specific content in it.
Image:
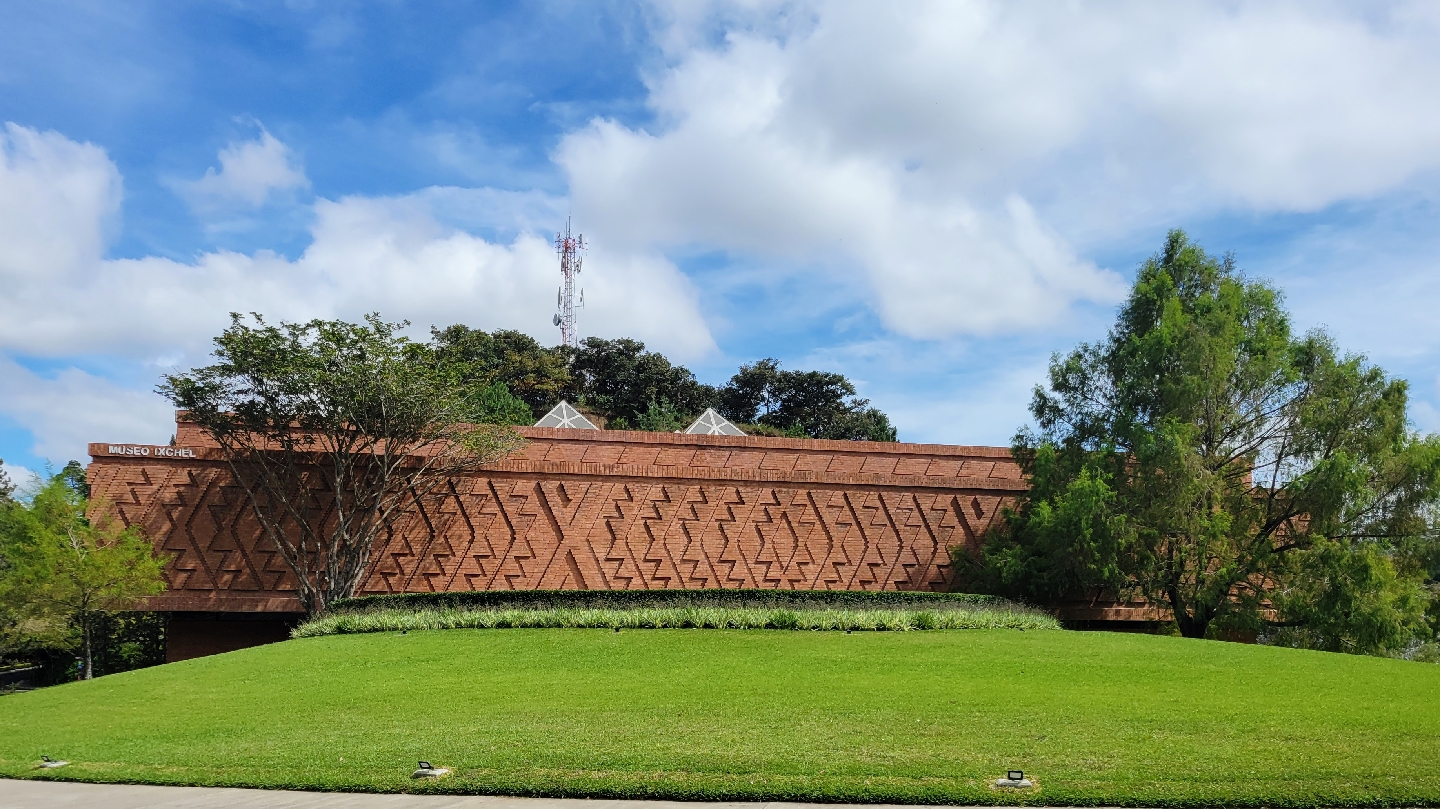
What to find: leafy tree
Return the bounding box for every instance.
[59,460,89,498]
[987,230,1440,652]
[0,459,14,505]
[427,325,902,441]
[1267,540,1430,653]
[0,471,17,657]
[463,381,535,426]
[430,325,570,419]
[633,399,687,432]
[159,314,526,614]
[719,358,897,441]
[567,337,718,426]
[0,474,166,679]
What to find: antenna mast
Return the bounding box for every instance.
[553,218,585,348]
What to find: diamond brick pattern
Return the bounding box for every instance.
[87,424,1026,611]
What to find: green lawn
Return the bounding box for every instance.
[2,629,1438,806]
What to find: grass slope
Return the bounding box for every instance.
[2,629,1438,806]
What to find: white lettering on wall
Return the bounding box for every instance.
[105,445,197,458]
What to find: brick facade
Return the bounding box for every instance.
[87,418,1027,616]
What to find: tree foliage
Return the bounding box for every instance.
[719,358,897,441]
[985,231,1440,652]
[0,459,14,505]
[633,399,688,433]
[159,314,527,614]
[429,325,569,420]
[0,473,166,679]
[427,325,898,440]
[566,337,718,427]
[462,381,535,426]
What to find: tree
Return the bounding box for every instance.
[0,473,166,679]
[427,325,902,441]
[719,359,897,441]
[463,381,536,426]
[0,459,14,505]
[430,325,570,420]
[633,399,687,432]
[159,314,526,614]
[567,337,719,426]
[988,231,1440,651]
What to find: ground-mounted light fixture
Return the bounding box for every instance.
[413,760,451,779]
[995,769,1033,788]
[39,756,68,769]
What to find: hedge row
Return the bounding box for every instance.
[294,605,1060,637]
[330,588,1000,614]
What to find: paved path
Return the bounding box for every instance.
[0,780,1026,809]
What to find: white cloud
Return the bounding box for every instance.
[0,123,716,460]
[0,123,715,366]
[0,355,174,464]
[559,0,1440,338]
[0,458,42,495]
[10,2,1440,455]
[0,122,121,281]
[181,129,310,209]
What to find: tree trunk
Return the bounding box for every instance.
[82,619,94,680]
[1167,587,1210,639]
[1175,612,1209,638]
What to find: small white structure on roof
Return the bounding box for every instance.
[535,401,599,430]
[685,407,746,436]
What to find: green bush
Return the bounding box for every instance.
[294,602,1060,638]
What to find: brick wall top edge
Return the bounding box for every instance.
[108,413,1015,458]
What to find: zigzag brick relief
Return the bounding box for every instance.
[86,423,1027,612]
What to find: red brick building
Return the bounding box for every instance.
[87,414,1139,660]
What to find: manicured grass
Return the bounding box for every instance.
[2,629,1438,806]
[293,604,1060,636]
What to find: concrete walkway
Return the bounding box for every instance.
[0,780,1023,809]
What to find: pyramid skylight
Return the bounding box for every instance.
[685,408,746,436]
[534,401,599,430]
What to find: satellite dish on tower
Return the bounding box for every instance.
[552,314,561,326]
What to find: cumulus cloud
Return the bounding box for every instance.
[0,458,41,495]
[0,123,716,460]
[559,0,1440,338]
[0,123,121,281]
[0,125,713,363]
[0,355,174,464]
[181,129,310,209]
[0,193,711,363]
[9,2,1440,454]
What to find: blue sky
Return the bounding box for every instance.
[3,1,1440,485]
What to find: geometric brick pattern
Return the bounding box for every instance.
[88,420,1027,613]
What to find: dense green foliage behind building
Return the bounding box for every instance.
[430,326,896,441]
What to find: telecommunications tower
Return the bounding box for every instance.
[552,218,585,348]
